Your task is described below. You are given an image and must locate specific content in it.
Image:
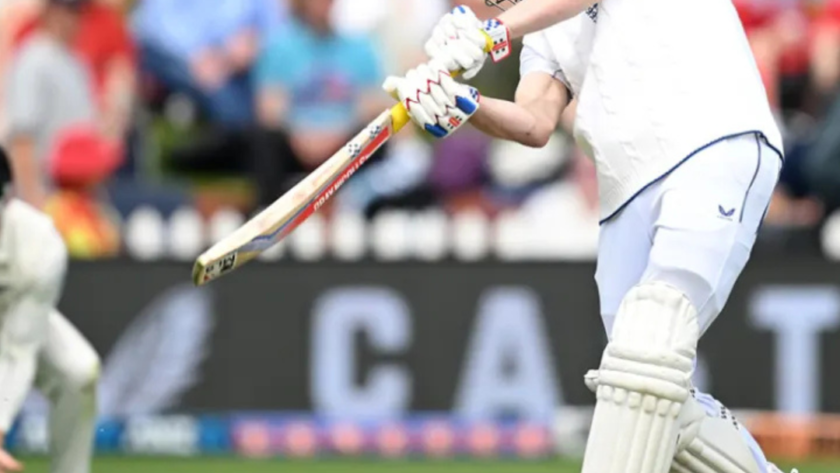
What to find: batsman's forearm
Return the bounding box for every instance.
[470,96,553,148]
[497,0,594,38]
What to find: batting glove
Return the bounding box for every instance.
[425,5,512,80]
[383,60,481,139]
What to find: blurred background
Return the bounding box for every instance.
[1,0,840,471]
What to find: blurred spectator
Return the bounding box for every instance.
[428,128,494,215]
[132,0,284,127]
[0,0,40,135]
[329,0,467,217]
[754,0,840,236]
[3,0,110,208]
[252,0,389,207]
[484,130,570,215]
[45,124,123,258]
[329,0,499,75]
[12,0,137,140]
[734,0,810,113]
[810,0,840,98]
[519,147,599,260]
[330,0,447,74]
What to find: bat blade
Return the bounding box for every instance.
[192,104,409,286]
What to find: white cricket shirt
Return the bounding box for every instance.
[520,0,784,221]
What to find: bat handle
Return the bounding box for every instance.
[390,103,412,132]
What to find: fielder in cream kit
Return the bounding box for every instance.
[384,0,791,472]
[0,146,100,473]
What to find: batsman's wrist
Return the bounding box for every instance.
[483,18,512,62]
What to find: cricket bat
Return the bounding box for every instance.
[191,103,412,285]
[192,34,496,286]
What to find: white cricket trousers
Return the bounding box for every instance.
[595,132,782,472]
[595,132,781,336]
[0,309,99,473]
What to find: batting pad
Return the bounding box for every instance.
[671,400,763,473]
[581,283,699,473]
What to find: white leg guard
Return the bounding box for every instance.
[672,403,763,473]
[583,377,766,473]
[582,282,699,473]
[672,391,765,473]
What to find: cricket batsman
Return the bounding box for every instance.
[385,0,794,472]
[0,145,99,473]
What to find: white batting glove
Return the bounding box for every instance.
[424,5,512,80]
[383,60,481,139]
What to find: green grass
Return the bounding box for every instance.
[13,457,838,473]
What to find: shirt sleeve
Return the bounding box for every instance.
[254,37,294,89]
[5,53,45,137]
[520,33,573,95]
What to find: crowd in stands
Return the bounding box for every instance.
[0,0,839,260]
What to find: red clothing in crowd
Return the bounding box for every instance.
[734,0,811,74]
[733,0,812,108]
[816,0,840,30]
